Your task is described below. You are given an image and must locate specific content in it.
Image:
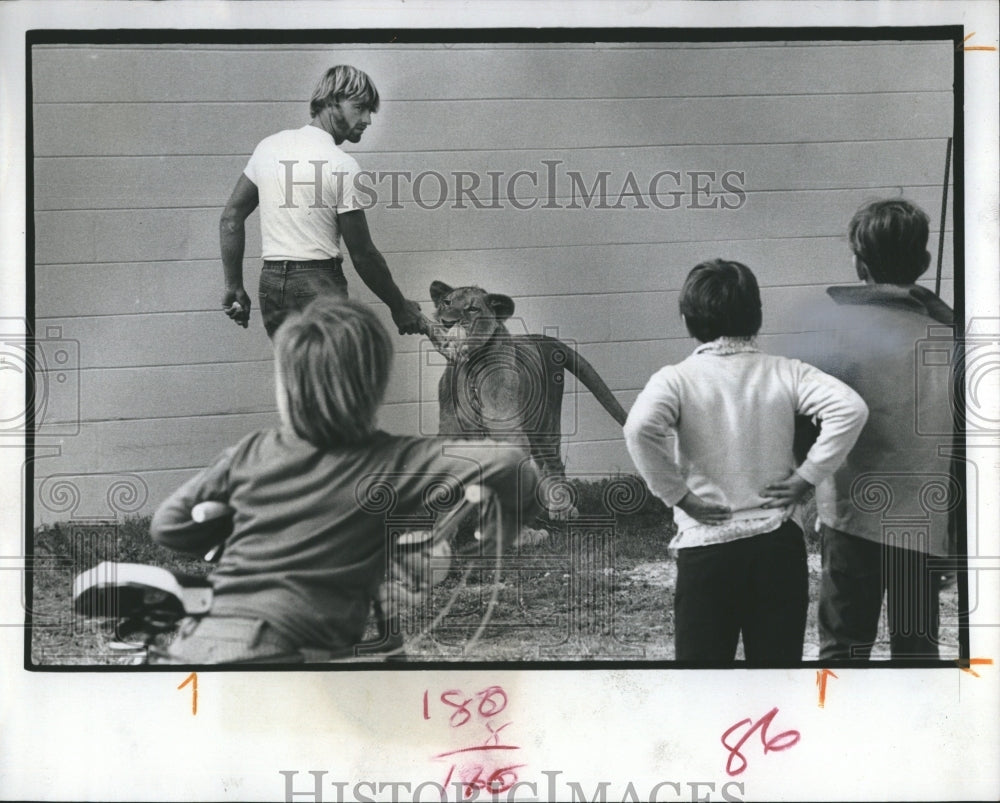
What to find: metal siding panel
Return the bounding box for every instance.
[34,186,953,265]
[33,92,953,157]
[33,42,951,103]
[34,140,953,211]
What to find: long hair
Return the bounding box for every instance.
[274,297,393,447]
[309,65,381,117]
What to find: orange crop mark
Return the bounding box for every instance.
[178,671,198,715]
[955,658,993,677]
[959,32,997,52]
[816,669,838,708]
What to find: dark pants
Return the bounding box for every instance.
[258,258,348,338]
[674,521,808,664]
[818,526,941,660]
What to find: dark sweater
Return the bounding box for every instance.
[151,429,537,651]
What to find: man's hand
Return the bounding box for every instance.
[760,471,813,508]
[219,174,258,328]
[340,209,425,336]
[222,287,252,328]
[391,299,427,335]
[676,490,732,525]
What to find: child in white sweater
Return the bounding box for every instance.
[623,260,868,663]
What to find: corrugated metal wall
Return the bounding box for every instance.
[32,40,954,523]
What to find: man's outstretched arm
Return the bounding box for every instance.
[339,209,425,335]
[219,174,259,328]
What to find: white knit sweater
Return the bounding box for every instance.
[624,339,869,549]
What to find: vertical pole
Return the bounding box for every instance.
[936,137,952,298]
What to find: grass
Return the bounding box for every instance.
[30,517,210,666]
[28,477,960,666]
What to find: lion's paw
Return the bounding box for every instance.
[514,527,551,548]
[547,504,580,521]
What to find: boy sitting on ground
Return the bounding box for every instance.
[150,296,538,664]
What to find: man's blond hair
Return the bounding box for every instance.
[309,65,381,117]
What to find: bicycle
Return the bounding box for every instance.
[72,485,509,664]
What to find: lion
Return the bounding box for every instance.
[424,280,628,520]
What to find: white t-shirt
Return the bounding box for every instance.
[244,124,367,261]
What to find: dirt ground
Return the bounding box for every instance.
[28,511,961,666]
[397,546,961,663]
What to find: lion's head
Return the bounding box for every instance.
[428,281,515,362]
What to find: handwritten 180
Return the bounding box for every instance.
[425,686,522,798]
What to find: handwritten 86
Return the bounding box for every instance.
[721,707,800,776]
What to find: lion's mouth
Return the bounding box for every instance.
[436,323,471,362]
[431,318,500,363]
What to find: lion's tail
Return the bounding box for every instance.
[552,338,628,426]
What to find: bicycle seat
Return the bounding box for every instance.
[74,562,214,623]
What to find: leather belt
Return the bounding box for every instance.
[263,258,343,269]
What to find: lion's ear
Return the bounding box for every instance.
[430,281,453,305]
[487,293,515,321]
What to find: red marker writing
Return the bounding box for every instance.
[721,707,800,776]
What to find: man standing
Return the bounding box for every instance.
[219,65,424,338]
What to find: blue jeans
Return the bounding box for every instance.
[149,615,305,664]
[258,259,348,338]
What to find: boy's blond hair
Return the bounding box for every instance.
[274,297,393,446]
